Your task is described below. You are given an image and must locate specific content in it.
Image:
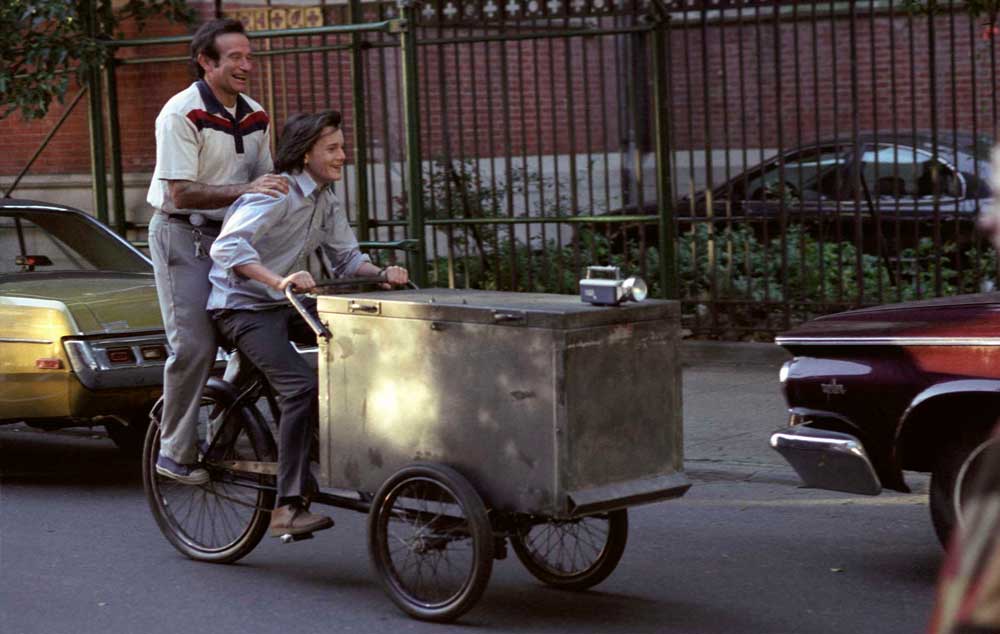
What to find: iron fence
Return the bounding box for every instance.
[655,0,998,337]
[80,0,1000,337]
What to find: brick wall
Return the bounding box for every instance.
[666,9,997,150]
[2,4,992,187]
[0,4,218,179]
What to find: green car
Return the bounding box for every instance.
[0,199,170,451]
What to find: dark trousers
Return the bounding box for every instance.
[213,303,318,504]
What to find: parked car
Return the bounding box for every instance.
[0,199,167,450]
[618,132,994,250]
[770,292,1000,546]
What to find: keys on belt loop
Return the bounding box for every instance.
[192,228,208,259]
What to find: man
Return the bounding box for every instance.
[147,18,289,484]
[208,110,408,537]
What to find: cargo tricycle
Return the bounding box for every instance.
[142,282,689,622]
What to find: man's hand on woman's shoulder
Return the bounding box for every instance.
[246,174,290,198]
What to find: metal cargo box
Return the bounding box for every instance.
[316,288,688,517]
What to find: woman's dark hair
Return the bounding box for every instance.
[274,111,343,174]
[190,18,247,79]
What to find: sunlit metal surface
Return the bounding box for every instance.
[317,289,686,517]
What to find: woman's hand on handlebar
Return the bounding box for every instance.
[277,270,316,293]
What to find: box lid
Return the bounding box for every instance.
[316,288,677,329]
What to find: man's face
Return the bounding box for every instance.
[199,32,253,104]
[304,127,347,185]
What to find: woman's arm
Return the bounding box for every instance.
[210,192,290,276]
[355,261,409,285]
[233,264,315,292]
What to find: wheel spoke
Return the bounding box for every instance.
[516,512,623,583]
[146,393,273,560]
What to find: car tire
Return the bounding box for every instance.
[929,424,996,548]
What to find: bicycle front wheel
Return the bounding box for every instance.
[142,380,276,564]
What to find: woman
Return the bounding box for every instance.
[206,110,408,538]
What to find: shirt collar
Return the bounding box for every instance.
[290,170,328,200]
[195,80,252,120]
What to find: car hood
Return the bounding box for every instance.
[779,292,1000,341]
[0,272,163,334]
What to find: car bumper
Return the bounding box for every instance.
[770,424,882,495]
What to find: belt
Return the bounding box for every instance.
[162,212,223,231]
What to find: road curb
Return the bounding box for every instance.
[681,340,790,367]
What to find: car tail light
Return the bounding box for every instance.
[140,345,167,361]
[35,358,64,370]
[107,347,136,364]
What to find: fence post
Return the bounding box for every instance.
[105,56,126,237]
[85,0,109,225]
[397,0,426,286]
[349,0,371,242]
[650,11,677,300]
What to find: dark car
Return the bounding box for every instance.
[614,132,994,252]
[770,292,1000,546]
[682,132,992,224]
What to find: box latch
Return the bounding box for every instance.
[492,309,525,325]
[348,300,381,316]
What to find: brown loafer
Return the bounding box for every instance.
[269,504,334,537]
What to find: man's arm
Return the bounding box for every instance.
[168,174,289,210]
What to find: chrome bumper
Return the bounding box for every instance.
[769,424,882,495]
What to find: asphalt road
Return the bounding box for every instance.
[0,420,941,634]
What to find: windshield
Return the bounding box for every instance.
[0,210,150,274]
[861,145,962,199]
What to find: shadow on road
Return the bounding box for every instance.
[470,584,768,633]
[0,424,141,487]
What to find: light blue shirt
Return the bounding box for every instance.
[207,170,370,311]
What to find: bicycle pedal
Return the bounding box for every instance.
[279,532,315,544]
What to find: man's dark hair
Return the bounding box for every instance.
[274,111,343,173]
[190,18,247,79]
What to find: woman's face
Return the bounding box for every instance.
[304,126,346,185]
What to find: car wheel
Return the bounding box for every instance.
[929,425,997,547]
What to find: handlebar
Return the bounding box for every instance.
[283,274,419,341]
[284,285,333,340]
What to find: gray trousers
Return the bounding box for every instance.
[149,212,220,464]
[213,305,318,503]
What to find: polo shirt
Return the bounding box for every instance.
[146,80,273,221]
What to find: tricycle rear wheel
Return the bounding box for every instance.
[511,509,628,590]
[367,462,494,622]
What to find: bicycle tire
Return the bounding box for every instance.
[142,378,277,564]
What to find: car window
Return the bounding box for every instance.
[739,147,849,202]
[861,145,962,200]
[0,211,150,274]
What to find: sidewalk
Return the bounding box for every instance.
[679,340,797,484]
